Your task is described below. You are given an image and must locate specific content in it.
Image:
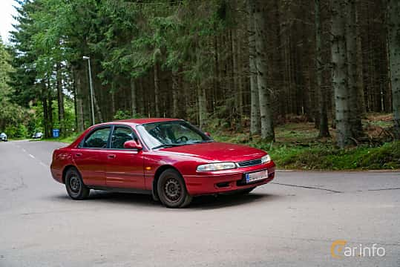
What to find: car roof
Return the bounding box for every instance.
[68,118,185,148]
[95,118,182,127]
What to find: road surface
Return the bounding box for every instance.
[0,140,399,267]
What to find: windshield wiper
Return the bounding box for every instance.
[152,144,181,150]
[188,140,214,144]
[153,140,213,149]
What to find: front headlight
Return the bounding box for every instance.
[196,162,237,172]
[261,154,271,164]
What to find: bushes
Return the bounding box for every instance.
[358,142,400,169]
[113,110,145,120]
[5,124,28,139]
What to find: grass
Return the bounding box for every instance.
[40,132,80,144]
[209,113,399,170]
[269,142,400,170]
[211,133,400,170]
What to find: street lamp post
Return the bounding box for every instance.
[83,56,95,125]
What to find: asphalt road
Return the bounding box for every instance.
[0,140,399,267]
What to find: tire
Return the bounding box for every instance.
[65,167,90,200]
[157,169,192,208]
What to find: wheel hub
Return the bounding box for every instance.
[164,178,181,201]
[69,176,80,192]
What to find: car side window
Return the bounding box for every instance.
[82,127,111,148]
[111,126,137,149]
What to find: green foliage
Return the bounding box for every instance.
[41,131,81,144]
[113,110,132,120]
[113,110,145,120]
[269,142,400,170]
[7,0,230,135]
[0,38,29,135]
[211,126,400,170]
[5,124,28,139]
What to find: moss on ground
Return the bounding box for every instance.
[268,142,400,170]
[210,122,400,170]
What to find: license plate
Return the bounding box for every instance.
[245,170,268,183]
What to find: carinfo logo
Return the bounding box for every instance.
[331,240,386,258]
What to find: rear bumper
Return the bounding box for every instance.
[184,164,275,196]
[50,162,63,184]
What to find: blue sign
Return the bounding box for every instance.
[52,129,60,138]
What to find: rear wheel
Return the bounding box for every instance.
[65,167,90,200]
[157,169,192,208]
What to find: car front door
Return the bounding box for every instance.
[72,126,111,187]
[105,125,145,190]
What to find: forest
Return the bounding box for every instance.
[0,0,399,169]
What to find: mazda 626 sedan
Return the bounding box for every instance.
[50,118,276,208]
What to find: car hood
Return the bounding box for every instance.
[159,142,267,162]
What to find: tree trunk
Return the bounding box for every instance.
[198,82,207,129]
[346,0,364,139]
[231,26,242,130]
[138,78,145,116]
[42,81,50,138]
[110,86,115,118]
[252,0,274,141]
[172,71,179,118]
[388,0,400,139]
[56,63,65,136]
[47,78,53,137]
[130,78,137,117]
[355,0,366,117]
[72,69,78,132]
[315,0,330,138]
[153,62,160,117]
[74,67,85,132]
[247,0,260,135]
[331,0,352,148]
[93,92,103,123]
[213,34,221,114]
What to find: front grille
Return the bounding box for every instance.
[237,158,262,168]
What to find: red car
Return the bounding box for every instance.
[50,118,276,208]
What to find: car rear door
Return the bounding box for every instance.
[72,126,112,187]
[105,125,145,190]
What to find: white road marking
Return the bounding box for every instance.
[14,142,48,168]
[39,162,48,168]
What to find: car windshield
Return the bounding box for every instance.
[137,121,212,149]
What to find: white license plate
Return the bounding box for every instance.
[245,170,268,183]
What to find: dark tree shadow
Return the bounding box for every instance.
[189,193,281,210]
[48,191,281,210]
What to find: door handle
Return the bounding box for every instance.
[108,154,116,159]
[75,153,82,157]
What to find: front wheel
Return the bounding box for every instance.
[65,167,90,200]
[157,169,192,208]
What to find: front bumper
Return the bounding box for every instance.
[184,163,275,196]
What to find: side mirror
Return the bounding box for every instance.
[123,140,142,150]
[205,132,211,137]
